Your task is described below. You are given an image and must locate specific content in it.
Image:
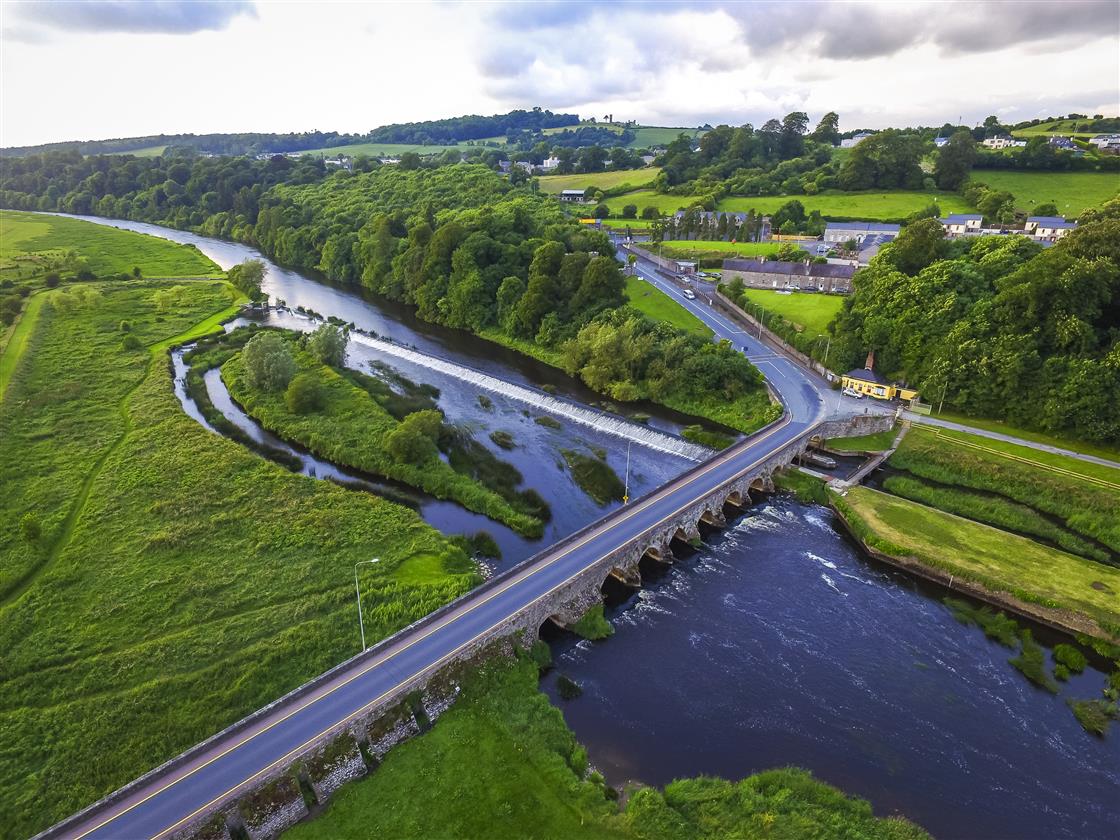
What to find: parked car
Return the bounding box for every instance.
[842,387,863,399]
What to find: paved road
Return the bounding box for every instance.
[53,247,841,840]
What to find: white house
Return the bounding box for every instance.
[939,214,983,236]
[1024,216,1077,241]
[840,132,874,149]
[539,156,560,171]
[933,136,950,148]
[1088,134,1120,148]
[640,154,656,165]
[559,189,586,203]
[981,136,1027,150]
[823,222,901,244]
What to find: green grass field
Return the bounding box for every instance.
[888,427,1120,554]
[840,486,1120,634]
[926,410,1120,462]
[966,171,1119,216]
[0,210,219,282]
[293,141,481,158]
[624,275,712,338]
[287,656,928,840]
[539,124,702,148]
[826,425,899,453]
[738,289,844,336]
[599,189,972,220]
[538,167,660,194]
[0,273,479,836]
[660,241,783,262]
[1011,118,1115,139]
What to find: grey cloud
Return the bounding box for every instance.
[16,1,256,35]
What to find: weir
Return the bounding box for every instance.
[346,330,713,461]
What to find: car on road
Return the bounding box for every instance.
[842,386,863,399]
[682,288,696,300]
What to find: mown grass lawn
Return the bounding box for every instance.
[841,487,1120,634]
[660,241,783,261]
[738,289,844,336]
[0,278,479,837]
[888,427,1120,554]
[624,275,712,338]
[538,167,660,194]
[0,209,219,282]
[965,170,1119,216]
[827,425,899,452]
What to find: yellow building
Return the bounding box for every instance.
[841,353,920,402]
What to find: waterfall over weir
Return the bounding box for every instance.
[346,331,713,462]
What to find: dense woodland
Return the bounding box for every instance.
[367,108,578,144]
[0,155,763,419]
[830,202,1120,442]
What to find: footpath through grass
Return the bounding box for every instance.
[839,487,1120,636]
[624,275,712,338]
[287,657,929,840]
[0,280,480,837]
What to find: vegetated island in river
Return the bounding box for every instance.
[213,327,548,537]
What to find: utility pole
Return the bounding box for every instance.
[623,441,631,504]
[353,558,380,651]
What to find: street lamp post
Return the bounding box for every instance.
[354,558,380,652]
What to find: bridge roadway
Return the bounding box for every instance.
[56,248,831,840]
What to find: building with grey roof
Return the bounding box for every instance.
[823,222,901,244]
[722,257,856,293]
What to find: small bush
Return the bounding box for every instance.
[1068,698,1118,736]
[527,639,552,672]
[285,372,325,414]
[534,416,562,430]
[489,430,515,450]
[44,272,61,288]
[118,320,132,333]
[556,675,583,700]
[1053,643,1087,674]
[19,512,41,543]
[477,394,493,410]
[570,603,614,640]
[1009,630,1059,693]
[120,334,143,351]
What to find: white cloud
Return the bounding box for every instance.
[1,0,1117,148]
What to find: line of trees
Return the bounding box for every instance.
[829,201,1120,442]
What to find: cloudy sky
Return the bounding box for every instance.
[2,0,1117,147]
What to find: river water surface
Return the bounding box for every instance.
[74,215,1120,840]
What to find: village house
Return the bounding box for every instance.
[559,189,586,203]
[1024,216,1077,242]
[539,156,560,171]
[1047,136,1078,150]
[981,136,1027,150]
[823,222,901,245]
[841,352,920,402]
[840,131,874,148]
[721,257,856,293]
[1088,134,1120,149]
[939,214,983,236]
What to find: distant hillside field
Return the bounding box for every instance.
[969,171,1120,216]
[541,123,703,148]
[599,189,972,220]
[1012,118,1119,138]
[537,167,660,193]
[293,141,497,157]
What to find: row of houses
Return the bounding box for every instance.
[939,214,1077,242]
[721,257,856,293]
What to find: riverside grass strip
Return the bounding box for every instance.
[838,486,1120,637]
[0,280,480,837]
[888,427,1120,555]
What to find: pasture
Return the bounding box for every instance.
[967,171,1119,216]
[0,210,219,282]
[537,167,660,194]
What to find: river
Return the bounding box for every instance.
[72,215,1120,839]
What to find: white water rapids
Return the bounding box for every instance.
[345,331,713,462]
